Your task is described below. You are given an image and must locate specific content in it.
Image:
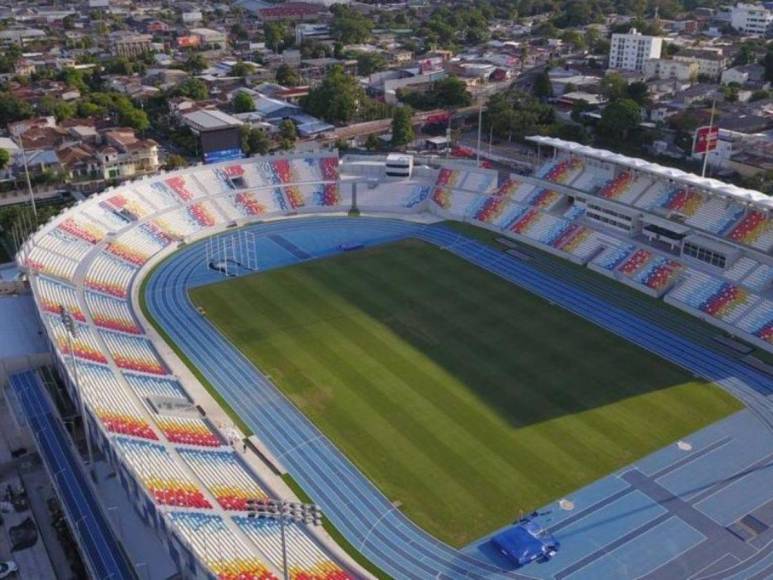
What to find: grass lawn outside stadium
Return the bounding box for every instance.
[190,238,741,548]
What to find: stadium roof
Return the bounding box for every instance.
[527,136,773,210]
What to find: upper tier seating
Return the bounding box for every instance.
[39,228,94,261]
[77,363,158,439]
[99,330,168,375]
[726,210,773,252]
[80,201,133,232]
[356,181,431,211]
[123,374,190,401]
[168,512,275,580]
[85,292,141,334]
[595,172,654,204]
[84,253,137,298]
[235,517,352,580]
[113,438,211,508]
[35,277,84,321]
[155,416,221,447]
[47,315,107,365]
[23,246,79,281]
[177,449,268,510]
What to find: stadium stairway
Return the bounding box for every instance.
[9,370,135,580]
[144,217,772,580]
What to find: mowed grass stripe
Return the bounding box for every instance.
[191,239,742,547]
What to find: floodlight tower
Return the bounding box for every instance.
[59,305,95,477]
[245,498,324,580]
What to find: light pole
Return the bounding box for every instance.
[13,124,37,221]
[59,305,95,478]
[245,498,323,580]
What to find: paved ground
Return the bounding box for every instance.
[143,216,773,579]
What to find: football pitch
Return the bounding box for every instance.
[190,238,741,547]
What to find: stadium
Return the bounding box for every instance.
[5,139,773,579]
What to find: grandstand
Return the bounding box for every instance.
[11,143,773,579]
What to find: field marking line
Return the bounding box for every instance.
[359,504,400,551]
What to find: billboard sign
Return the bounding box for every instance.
[693,125,719,155]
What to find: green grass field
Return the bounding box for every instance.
[190,239,741,547]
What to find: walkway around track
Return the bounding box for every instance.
[143,217,773,579]
[9,370,135,580]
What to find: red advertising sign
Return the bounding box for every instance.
[693,125,719,154]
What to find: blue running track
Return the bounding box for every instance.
[143,217,773,579]
[10,370,135,580]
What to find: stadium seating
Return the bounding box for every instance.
[156,416,221,447]
[47,315,107,364]
[103,193,153,221]
[106,224,171,266]
[536,157,584,186]
[742,263,773,292]
[468,194,516,225]
[356,182,431,211]
[77,363,158,439]
[84,253,137,298]
[85,292,141,334]
[24,246,79,281]
[736,300,773,345]
[113,438,211,508]
[669,270,757,323]
[35,277,85,321]
[724,257,759,282]
[235,517,352,580]
[726,210,773,251]
[58,216,106,245]
[592,244,638,272]
[123,374,190,401]
[168,512,275,580]
[595,172,654,204]
[628,255,684,292]
[177,449,268,510]
[38,228,94,261]
[80,201,133,231]
[99,330,168,375]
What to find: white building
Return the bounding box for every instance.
[672,49,727,80]
[644,58,698,81]
[730,3,773,36]
[608,28,663,72]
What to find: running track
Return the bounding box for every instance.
[143,217,773,579]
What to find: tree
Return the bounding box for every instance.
[398,76,472,110]
[355,52,387,76]
[119,107,150,133]
[391,106,414,147]
[330,5,374,44]
[185,53,208,73]
[264,21,288,53]
[177,78,209,100]
[365,133,380,151]
[534,70,553,101]
[233,91,255,113]
[231,61,255,78]
[599,99,641,140]
[279,119,297,150]
[0,149,9,171]
[301,65,363,123]
[626,81,649,105]
[164,154,187,170]
[241,126,271,155]
[763,45,773,83]
[276,64,301,87]
[601,72,629,101]
[0,93,33,127]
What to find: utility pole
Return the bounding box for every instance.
[701,98,716,178]
[16,129,37,221]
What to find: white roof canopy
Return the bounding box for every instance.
[527,136,773,211]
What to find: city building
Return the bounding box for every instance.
[109,32,152,58]
[730,3,773,36]
[644,58,699,81]
[608,28,663,72]
[672,48,727,80]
